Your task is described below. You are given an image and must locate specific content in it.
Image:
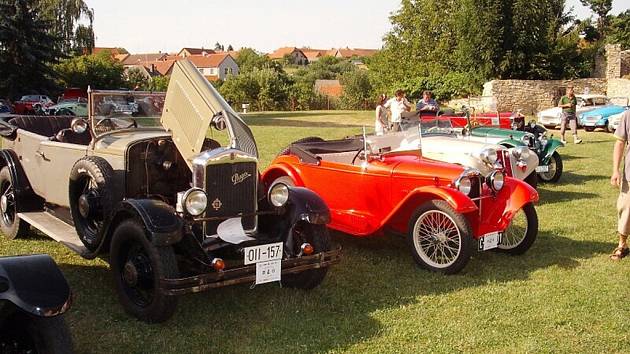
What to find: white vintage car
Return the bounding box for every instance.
[367,117,539,187]
[537,94,609,128]
[608,111,627,133]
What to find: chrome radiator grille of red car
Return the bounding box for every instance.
[498,150,514,177]
[203,161,258,237]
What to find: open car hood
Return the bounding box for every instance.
[161,60,258,167]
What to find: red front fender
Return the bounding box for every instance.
[261,160,305,189]
[475,177,539,236]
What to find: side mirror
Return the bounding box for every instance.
[71,118,88,134]
[211,115,227,131]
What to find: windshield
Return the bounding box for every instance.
[90,91,166,136]
[20,95,40,102]
[400,116,455,135]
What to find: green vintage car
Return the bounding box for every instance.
[44,98,88,116]
[462,121,564,183]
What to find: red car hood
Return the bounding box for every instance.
[383,152,466,183]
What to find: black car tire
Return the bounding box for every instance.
[69,156,118,251]
[282,223,332,290]
[0,312,74,354]
[537,151,563,183]
[584,127,595,132]
[407,200,473,275]
[0,167,30,239]
[110,219,179,323]
[496,203,538,255]
[278,136,324,156]
[524,171,539,189]
[543,125,556,130]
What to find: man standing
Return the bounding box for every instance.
[610,110,630,260]
[416,90,439,113]
[384,89,411,132]
[558,86,582,145]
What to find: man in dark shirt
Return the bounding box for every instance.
[558,86,582,145]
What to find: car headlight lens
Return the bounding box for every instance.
[184,188,208,216]
[269,183,290,207]
[455,176,472,196]
[512,146,530,160]
[480,148,498,164]
[488,171,505,192]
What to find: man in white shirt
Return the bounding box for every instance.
[384,89,412,132]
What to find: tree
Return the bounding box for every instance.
[236,48,272,72]
[149,76,170,92]
[214,42,224,51]
[0,0,63,99]
[227,44,234,51]
[608,10,630,47]
[125,67,149,90]
[579,0,612,36]
[339,70,373,110]
[54,51,126,90]
[38,0,94,55]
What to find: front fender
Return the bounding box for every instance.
[541,139,563,164]
[0,255,71,317]
[286,186,330,225]
[104,199,183,248]
[498,139,526,148]
[476,177,539,235]
[261,161,305,189]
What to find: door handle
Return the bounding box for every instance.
[36,151,50,161]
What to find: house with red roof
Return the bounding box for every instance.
[268,47,308,65]
[177,48,216,58]
[187,53,239,81]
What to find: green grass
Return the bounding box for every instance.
[2,110,630,353]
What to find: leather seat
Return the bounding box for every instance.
[8,116,74,137]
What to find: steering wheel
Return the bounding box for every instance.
[351,148,365,165]
[95,118,137,133]
[426,126,440,133]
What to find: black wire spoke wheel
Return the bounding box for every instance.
[110,220,179,323]
[0,167,29,239]
[281,222,331,290]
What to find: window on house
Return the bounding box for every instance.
[224,68,229,75]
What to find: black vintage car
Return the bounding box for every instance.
[0,254,73,353]
[0,60,340,323]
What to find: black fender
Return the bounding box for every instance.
[286,186,331,226]
[0,149,43,211]
[101,199,183,249]
[0,254,71,317]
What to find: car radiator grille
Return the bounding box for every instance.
[469,175,482,200]
[204,162,257,237]
[498,150,514,177]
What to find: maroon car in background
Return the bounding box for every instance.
[13,95,54,114]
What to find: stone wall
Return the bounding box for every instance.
[480,78,608,114]
[606,44,622,79]
[608,78,630,99]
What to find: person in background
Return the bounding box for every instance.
[416,90,439,113]
[384,89,411,132]
[375,94,389,136]
[610,110,630,260]
[558,86,582,144]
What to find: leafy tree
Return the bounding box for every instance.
[149,75,170,92]
[227,44,234,51]
[236,48,272,72]
[214,42,224,51]
[608,10,630,47]
[54,51,126,90]
[579,0,612,36]
[125,67,149,90]
[0,0,63,99]
[38,0,94,55]
[339,70,373,110]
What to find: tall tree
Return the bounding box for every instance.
[0,0,63,98]
[579,0,612,37]
[38,0,94,55]
[608,10,630,47]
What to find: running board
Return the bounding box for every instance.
[18,212,89,256]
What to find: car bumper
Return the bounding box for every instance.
[160,248,342,295]
[538,115,560,126]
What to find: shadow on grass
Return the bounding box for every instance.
[552,172,608,186]
[536,188,599,205]
[246,112,352,119]
[55,228,610,353]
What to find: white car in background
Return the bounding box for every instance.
[608,111,627,133]
[537,94,609,129]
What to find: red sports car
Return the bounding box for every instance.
[262,136,539,274]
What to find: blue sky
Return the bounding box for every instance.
[91,0,629,54]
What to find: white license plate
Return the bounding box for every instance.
[479,232,501,251]
[244,242,283,265]
[536,165,549,173]
[255,260,281,285]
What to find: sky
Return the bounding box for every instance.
[90,0,629,54]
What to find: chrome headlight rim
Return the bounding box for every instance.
[183,188,208,216]
[480,148,498,164]
[455,176,473,196]
[268,183,290,207]
[512,146,530,160]
[488,170,505,192]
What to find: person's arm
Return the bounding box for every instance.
[612,114,628,186]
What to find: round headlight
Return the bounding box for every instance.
[489,171,505,192]
[480,148,498,164]
[184,188,207,216]
[455,176,472,196]
[269,183,289,207]
[512,146,530,160]
[71,118,88,134]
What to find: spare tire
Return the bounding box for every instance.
[277,136,324,156]
[69,156,119,251]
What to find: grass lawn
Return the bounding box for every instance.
[2,110,629,353]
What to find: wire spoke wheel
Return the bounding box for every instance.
[501,209,528,249]
[413,210,462,268]
[538,159,556,181]
[0,179,16,227]
[496,203,538,255]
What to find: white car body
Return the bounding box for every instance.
[609,111,625,132]
[537,94,609,128]
[366,132,539,181]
